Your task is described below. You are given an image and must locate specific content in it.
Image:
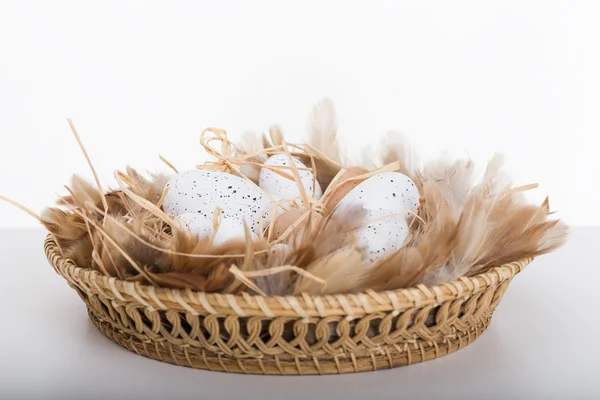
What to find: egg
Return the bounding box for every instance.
[324,166,368,212]
[177,213,257,246]
[163,170,273,236]
[267,209,324,240]
[259,154,323,207]
[333,171,420,264]
[355,208,410,264]
[335,172,420,214]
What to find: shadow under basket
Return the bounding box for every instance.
[44,235,531,375]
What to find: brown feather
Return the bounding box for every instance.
[294,247,364,295]
[28,101,568,296]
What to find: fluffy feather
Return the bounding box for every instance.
[301,98,345,187]
[26,102,568,296]
[377,131,419,179]
[294,247,364,294]
[309,98,340,163]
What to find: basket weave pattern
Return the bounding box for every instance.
[45,235,529,375]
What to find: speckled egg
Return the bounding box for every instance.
[163,170,273,236]
[333,171,420,264]
[335,172,420,214]
[177,213,257,246]
[355,208,410,264]
[259,154,322,206]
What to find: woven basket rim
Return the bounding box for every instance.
[44,234,531,318]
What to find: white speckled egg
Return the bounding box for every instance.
[163,170,273,236]
[259,154,322,206]
[355,208,409,264]
[334,172,420,214]
[177,213,257,246]
[333,172,420,264]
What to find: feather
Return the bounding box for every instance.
[421,157,476,211]
[238,130,267,156]
[253,244,294,295]
[58,175,127,216]
[294,247,364,295]
[41,207,96,269]
[309,98,340,163]
[354,141,379,171]
[301,98,345,188]
[27,100,568,297]
[235,131,270,183]
[378,131,419,179]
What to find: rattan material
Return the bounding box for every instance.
[44,235,530,375]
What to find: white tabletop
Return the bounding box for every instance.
[0,227,597,399]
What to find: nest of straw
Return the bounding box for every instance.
[3,99,568,296]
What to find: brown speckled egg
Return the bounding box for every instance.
[267,209,324,240]
[324,167,368,212]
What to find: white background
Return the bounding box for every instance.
[0,0,596,227]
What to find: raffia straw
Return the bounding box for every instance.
[344,161,401,181]
[227,222,260,294]
[0,195,42,222]
[0,195,65,258]
[513,183,539,192]
[235,265,326,287]
[272,208,314,243]
[356,210,415,228]
[117,172,141,191]
[200,128,309,176]
[281,140,310,206]
[319,161,402,206]
[240,221,255,271]
[198,128,315,196]
[302,143,344,170]
[264,206,278,242]
[307,151,320,203]
[208,207,223,249]
[407,209,426,228]
[305,198,327,214]
[0,195,67,265]
[319,168,348,204]
[156,186,169,209]
[67,119,109,220]
[97,232,121,278]
[236,145,307,163]
[117,191,137,219]
[159,155,179,173]
[91,249,106,276]
[199,128,241,172]
[228,265,268,296]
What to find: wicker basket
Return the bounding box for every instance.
[44,234,531,375]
